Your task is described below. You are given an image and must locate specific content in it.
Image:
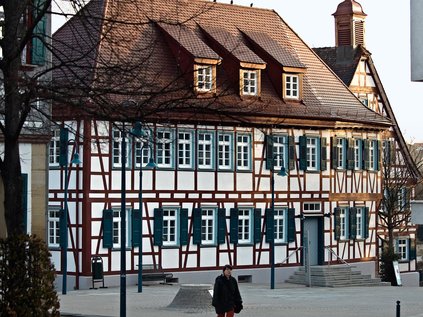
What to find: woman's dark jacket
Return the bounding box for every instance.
[212,274,242,314]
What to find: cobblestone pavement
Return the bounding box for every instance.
[60,283,423,317]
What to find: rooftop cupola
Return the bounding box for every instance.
[333,0,367,47]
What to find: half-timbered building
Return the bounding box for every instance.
[50,0,401,290]
[314,0,422,281]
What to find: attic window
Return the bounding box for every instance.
[283,73,302,100]
[194,64,216,93]
[241,69,260,96]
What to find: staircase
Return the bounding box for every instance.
[286,265,388,287]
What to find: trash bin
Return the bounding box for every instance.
[91,256,107,289]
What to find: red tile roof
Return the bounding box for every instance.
[52,0,391,128]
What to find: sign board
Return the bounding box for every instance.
[393,261,402,286]
[411,201,423,224]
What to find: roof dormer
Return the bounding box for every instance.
[199,25,266,97]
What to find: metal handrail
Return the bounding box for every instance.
[278,246,303,265]
[325,246,351,267]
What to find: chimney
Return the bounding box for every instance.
[333,0,367,47]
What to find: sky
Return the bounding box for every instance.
[52,0,422,142]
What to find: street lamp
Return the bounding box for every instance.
[59,127,82,295]
[131,122,157,293]
[270,152,287,290]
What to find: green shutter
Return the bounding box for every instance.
[331,137,338,169]
[180,208,188,245]
[265,208,274,243]
[31,0,47,65]
[230,208,239,244]
[349,207,357,240]
[131,209,141,247]
[320,137,327,171]
[334,207,341,241]
[192,208,202,245]
[287,208,295,243]
[265,135,274,170]
[22,173,28,232]
[363,140,370,170]
[347,139,355,170]
[59,127,69,167]
[153,208,163,246]
[409,239,416,260]
[254,208,261,244]
[363,207,370,239]
[102,209,113,249]
[218,208,226,244]
[288,136,296,171]
[390,141,396,164]
[375,140,380,171]
[299,136,307,171]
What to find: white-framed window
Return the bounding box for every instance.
[396,238,409,261]
[368,140,378,171]
[242,70,258,96]
[273,135,288,169]
[274,208,287,243]
[134,138,151,168]
[112,127,131,168]
[48,207,61,247]
[218,132,233,170]
[356,207,364,239]
[198,131,214,169]
[336,138,346,169]
[303,203,321,213]
[238,208,252,244]
[163,208,179,247]
[339,207,348,240]
[354,139,362,170]
[49,129,61,166]
[197,65,213,92]
[156,129,174,168]
[178,131,193,168]
[237,134,251,170]
[306,137,318,171]
[112,207,131,248]
[285,74,299,99]
[201,208,217,245]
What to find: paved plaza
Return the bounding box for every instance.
[59,283,423,317]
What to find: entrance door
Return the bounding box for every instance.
[303,217,323,265]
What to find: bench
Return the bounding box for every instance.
[139,264,174,284]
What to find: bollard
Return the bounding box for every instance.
[396,300,401,317]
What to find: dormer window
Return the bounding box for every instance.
[197,65,213,91]
[241,69,260,96]
[194,64,216,93]
[283,73,301,100]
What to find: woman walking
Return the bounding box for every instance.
[212,265,243,317]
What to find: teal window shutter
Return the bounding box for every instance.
[265,135,274,170]
[299,136,307,171]
[192,208,202,245]
[230,208,239,244]
[331,137,338,169]
[363,140,370,170]
[265,208,274,243]
[131,209,141,247]
[334,207,341,241]
[180,208,188,245]
[320,137,327,171]
[31,0,47,65]
[253,208,261,244]
[349,207,357,240]
[22,173,28,232]
[287,208,296,242]
[363,207,370,239]
[217,208,226,244]
[102,209,113,249]
[409,239,416,260]
[288,136,295,171]
[375,140,380,171]
[153,208,163,246]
